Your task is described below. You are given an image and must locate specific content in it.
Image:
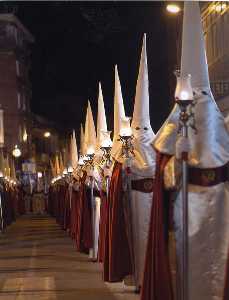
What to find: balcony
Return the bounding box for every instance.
[211,80,229,100]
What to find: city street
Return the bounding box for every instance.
[0,215,139,300]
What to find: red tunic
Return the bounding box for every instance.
[103,161,132,282]
[98,191,108,262]
[141,151,174,300]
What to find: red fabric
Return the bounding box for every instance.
[140,151,174,300]
[103,161,132,282]
[75,172,93,252]
[81,187,93,251]
[70,189,80,239]
[98,191,108,262]
[63,188,71,231]
[224,252,229,300]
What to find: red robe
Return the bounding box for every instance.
[63,188,71,231]
[98,191,108,262]
[70,188,80,239]
[103,161,132,282]
[75,172,93,253]
[140,151,174,300]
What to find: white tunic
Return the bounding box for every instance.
[174,183,229,300]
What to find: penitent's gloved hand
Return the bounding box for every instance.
[175,136,190,160]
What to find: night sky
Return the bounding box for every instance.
[15,2,178,135]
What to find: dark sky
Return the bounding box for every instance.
[15,2,178,134]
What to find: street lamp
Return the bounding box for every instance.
[12,145,21,158]
[166,3,181,14]
[44,131,51,138]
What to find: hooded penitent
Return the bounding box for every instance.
[129,35,156,288]
[78,101,96,254]
[88,84,108,260]
[141,2,229,300]
[111,65,126,161]
[103,66,133,282]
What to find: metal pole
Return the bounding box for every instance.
[0,192,4,232]
[90,175,96,260]
[181,124,189,300]
[105,176,110,199]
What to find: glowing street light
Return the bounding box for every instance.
[12,145,21,158]
[166,3,181,14]
[44,131,51,138]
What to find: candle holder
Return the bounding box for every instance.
[85,153,95,166]
[100,145,112,168]
[174,71,197,300]
[119,134,135,159]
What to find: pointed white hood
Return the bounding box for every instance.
[131,35,156,169]
[96,83,107,148]
[80,124,85,156]
[153,1,229,168]
[84,101,96,154]
[55,155,60,176]
[50,159,56,178]
[111,65,126,160]
[71,130,78,170]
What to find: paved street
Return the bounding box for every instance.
[0,215,139,300]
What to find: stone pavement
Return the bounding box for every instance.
[0,215,139,300]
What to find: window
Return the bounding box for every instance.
[17,92,21,109]
[22,95,26,111]
[16,60,20,76]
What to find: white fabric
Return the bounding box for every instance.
[84,101,96,152]
[89,197,101,260]
[181,2,209,88]
[174,182,229,300]
[132,34,151,129]
[97,83,107,148]
[88,166,102,260]
[80,124,85,155]
[130,164,155,287]
[71,130,78,170]
[111,65,126,161]
[175,136,190,160]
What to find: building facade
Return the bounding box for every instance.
[0,13,34,156]
[201,2,229,116]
